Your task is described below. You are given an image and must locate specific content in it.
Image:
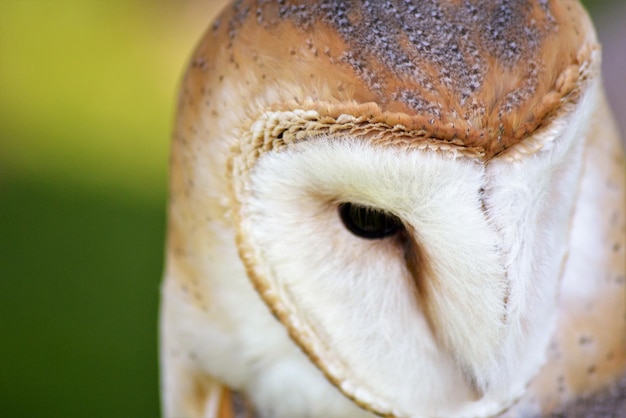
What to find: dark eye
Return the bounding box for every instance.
[339,203,403,239]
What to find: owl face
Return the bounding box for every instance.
[230,84,597,416]
[162,1,623,417]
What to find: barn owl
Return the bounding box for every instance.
[160,0,626,417]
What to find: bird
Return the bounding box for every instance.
[159,1,626,417]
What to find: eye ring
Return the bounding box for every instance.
[339,203,403,240]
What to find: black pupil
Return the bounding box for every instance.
[339,203,402,239]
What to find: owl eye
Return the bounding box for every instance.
[339,203,403,239]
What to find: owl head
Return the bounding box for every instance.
[163,1,623,417]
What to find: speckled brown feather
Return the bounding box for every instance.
[182,0,596,159]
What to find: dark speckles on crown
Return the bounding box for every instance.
[212,0,591,154]
[394,89,443,120]
[268,0,551,117]
[227,0,251,45]
[486,1,528,62]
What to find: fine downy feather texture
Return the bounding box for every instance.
[161,1,626,417]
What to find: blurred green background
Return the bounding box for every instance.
[0,1,227,416]
[0,1,623,417]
